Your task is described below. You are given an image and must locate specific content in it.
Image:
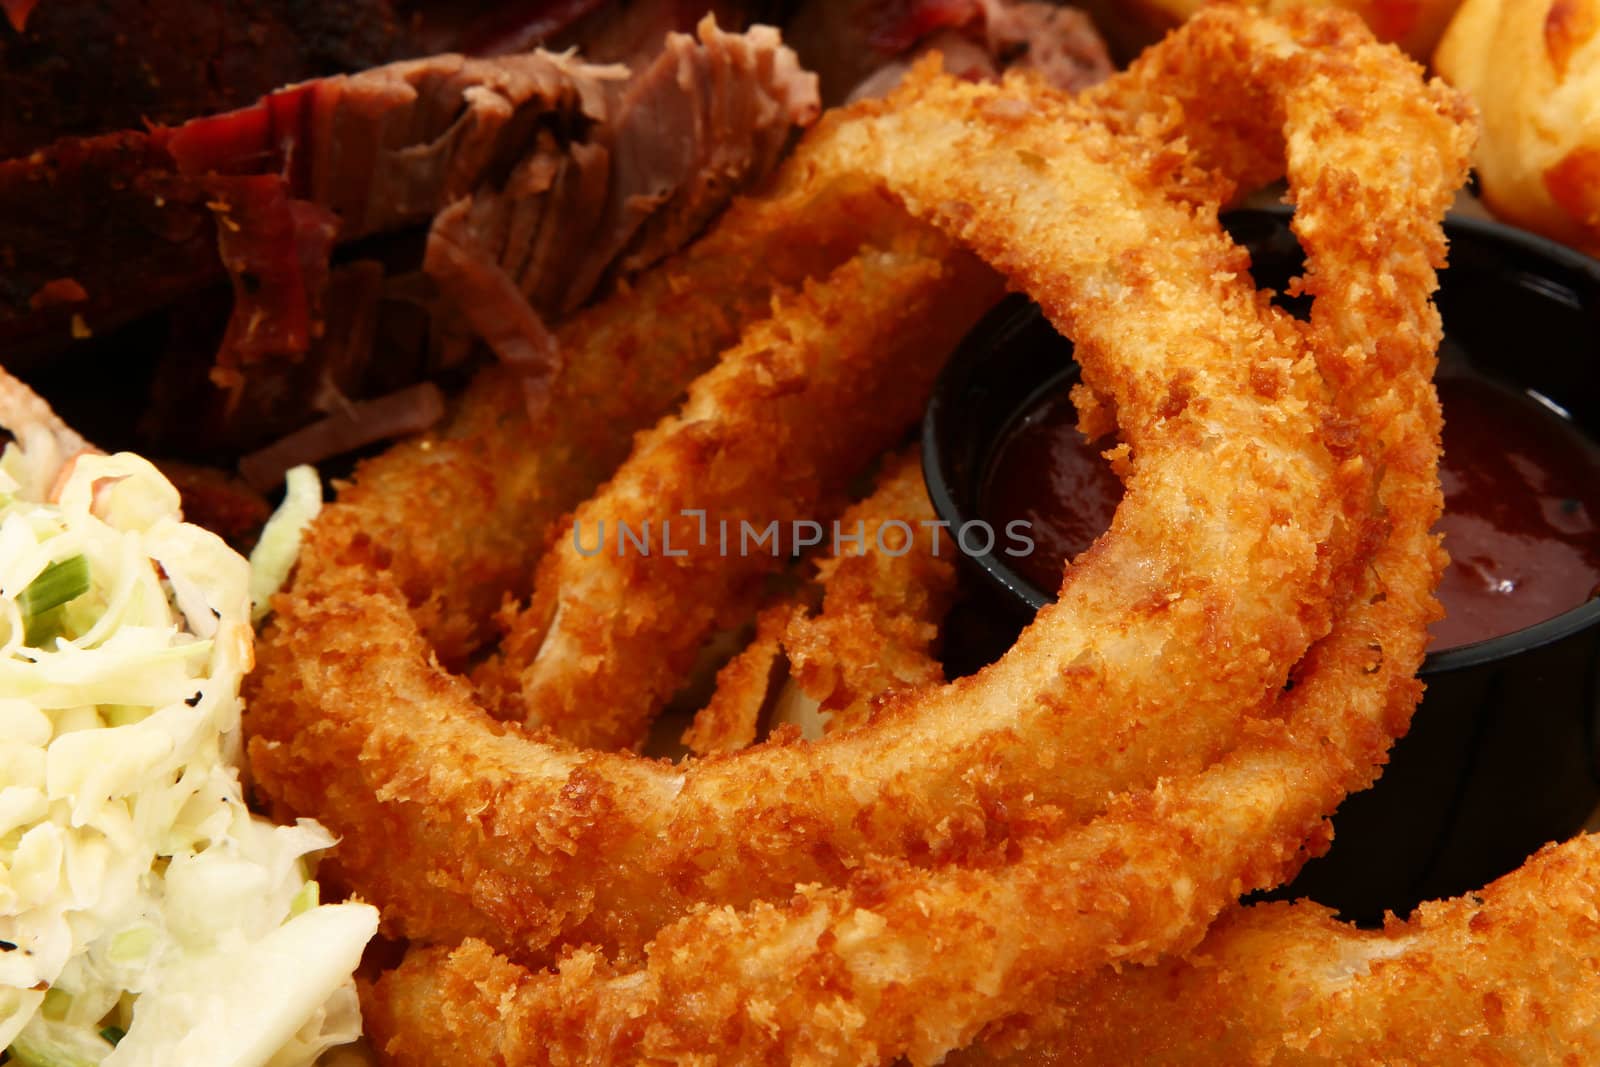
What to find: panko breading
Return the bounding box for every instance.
[246,7,1472,1063]
[960,834,1600,1065]
[685,447,959,754]
[1081,0,1464,59]
[330,173,922,670]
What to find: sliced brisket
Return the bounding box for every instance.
[304,50,623,237]
[237,381,447,492]
[5,15,819,478]
[981,0,1112,90]
[784,0,1110,103]
[601,19,820,284]
[423,16,820,392]
[207,178,341,387]
[0,50,625,370]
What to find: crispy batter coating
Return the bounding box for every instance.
[681,598,798,755]
[359,220,1448,1060]
[473,235,999,750]
[249,5,1467,969]
[247,8,1472,1061]
[1080,0,1463,61]
[633,271,1574,1067]
[259,66,1328,954]
[360,434,1441,1065]
[685,448,958,755]
[960,835,1600,1065]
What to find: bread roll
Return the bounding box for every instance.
[1437,0,1600,255]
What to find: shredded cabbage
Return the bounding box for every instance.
[0,446,376,1067]
[248,467,322,623]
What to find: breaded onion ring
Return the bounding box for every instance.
[956,834,1600,1065]
[248,7,1472,1062]
[249,3,1467,966]
[361,419,1444,1064]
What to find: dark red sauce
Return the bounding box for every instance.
[979,381,1122,595]
[1431,371,1600,651]
[979,366,1600,652]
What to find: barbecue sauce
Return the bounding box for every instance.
[1430,371,1600,650]
[978,382,1121,595]
[979,365,1600,652]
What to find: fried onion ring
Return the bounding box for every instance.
[955,834,1600,1064]
[245,7,1473,1062]
[361,427,1442,1064]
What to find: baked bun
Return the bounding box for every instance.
[1437,0,1600,254]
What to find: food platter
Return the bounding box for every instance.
[1,0,1598,1063]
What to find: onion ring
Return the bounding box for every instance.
[245,7,1473,1061]
[360,312,1446,1062]
[954,834,1600,1064]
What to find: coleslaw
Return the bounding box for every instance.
[0,439,375,1067]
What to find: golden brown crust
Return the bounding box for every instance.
[248,8,1472,1061]
[957,835,1600,1065]
[362,417,1442,1063]
[328,174,919,670]
[253,47,1366,960]
[475,236,1000,750]
[681,601,798,755]
[684,449,959,755]
[780,449,958,734]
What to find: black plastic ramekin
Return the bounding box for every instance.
[923,208,1600,922]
